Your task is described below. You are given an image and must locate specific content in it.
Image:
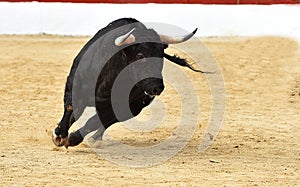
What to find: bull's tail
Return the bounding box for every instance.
[164,53,213,74]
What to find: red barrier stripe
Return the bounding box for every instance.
[1,0,299,3]
[238,0,299,3]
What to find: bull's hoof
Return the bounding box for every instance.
[52,130,68,147]
[64,131,84,148]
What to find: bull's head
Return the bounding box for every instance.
[113,27,202,97]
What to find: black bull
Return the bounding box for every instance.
[52,18,205,148]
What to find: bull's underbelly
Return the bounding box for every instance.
[95,93,154,128]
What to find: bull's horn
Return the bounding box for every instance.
[115,28,136,46]
[159,28,198,44]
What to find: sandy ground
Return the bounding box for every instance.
[0,35,299,186]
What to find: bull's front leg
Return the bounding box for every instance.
[52,75,75,147]
[65,114,104,148]
[65,107,117,148]
[52,105,74,146]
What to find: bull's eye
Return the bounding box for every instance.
[136,53,145,61]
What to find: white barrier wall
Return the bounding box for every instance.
[0,3,300,41]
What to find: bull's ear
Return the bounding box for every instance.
[115,28,136,46]
[163,44,169,49]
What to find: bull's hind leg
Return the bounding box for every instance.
[52,105,74,146]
